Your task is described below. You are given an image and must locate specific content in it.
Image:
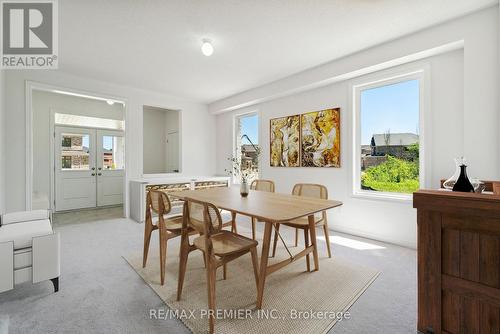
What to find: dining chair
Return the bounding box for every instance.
[143,190,194,285]
[271,183,332,264]
[177,198,259,334]
[249,179,276,240]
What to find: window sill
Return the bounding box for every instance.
[351,190,413,204]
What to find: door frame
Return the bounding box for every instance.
[26,81,128,217]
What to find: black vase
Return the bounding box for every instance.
[452,164,474,193]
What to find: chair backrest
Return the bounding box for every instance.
[145,190,172,225]
[292,183,328,220]
[250,179,275,192]
[183,198,222,237]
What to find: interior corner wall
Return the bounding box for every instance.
[142,107,168,174]
[0,70,5,214]
[4,70,216,214]
[215,7,499,249]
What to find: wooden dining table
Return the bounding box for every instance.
[171,186,343,308]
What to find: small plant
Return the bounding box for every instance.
[224,156,254,183]
[224,146,261,183]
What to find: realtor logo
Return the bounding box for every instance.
[1,0,58,69]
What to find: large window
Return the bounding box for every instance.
[234,113,259,183]
[354,72,422,198]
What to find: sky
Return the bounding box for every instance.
[361,79,419,145]
[240,113,259,144]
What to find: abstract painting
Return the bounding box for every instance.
[270,115,300,167]
[301,108,340,167]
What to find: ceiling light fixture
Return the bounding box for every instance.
[106,100,115,105]
[201,39,214,56]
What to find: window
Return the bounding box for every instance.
[60,134,90,170]
[353,72,422,199]
[102,135,125,170]
[234,113,259,183]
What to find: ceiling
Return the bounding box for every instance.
[59,0,497,103]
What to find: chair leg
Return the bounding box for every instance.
[271,224,280,257]
[50,277,59,293]
[250,247,259,290]
[294,228,299,247]
[206,256,217,334]
[304,228,310,272]
[323,222,332,258]
[142,224,153,268]
[176,237,189,301]
[159,230,167,285]
[251,217,256,240]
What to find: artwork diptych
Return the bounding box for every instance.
[269,108,340,168]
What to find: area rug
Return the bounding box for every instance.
[124,242,380,334]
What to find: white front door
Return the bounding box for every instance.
[97,130,125,206]
[55,127,125,211]
[55,127,97,211]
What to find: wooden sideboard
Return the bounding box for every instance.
[414,190,500,334]
[129,176,230,223]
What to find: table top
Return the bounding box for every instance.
[171,186,343,222]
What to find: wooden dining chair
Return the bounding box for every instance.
[177,198,259,334]
[271,183,332,264]
[249,179,276,240]
[143,190,194,285]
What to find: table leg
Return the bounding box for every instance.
[256,221,273,309]
[308,215,319,271]
[231,211,237,234]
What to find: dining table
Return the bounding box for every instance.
[171,186,343,308]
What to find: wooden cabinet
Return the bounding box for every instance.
[414,190,500,333]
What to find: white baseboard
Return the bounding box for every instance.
[330,224,416,250]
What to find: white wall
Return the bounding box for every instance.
[216,51,464,249]
[0,70,5,214]
[212,6,499,180]
[143,106,167,174]
[4,70,216,214]
[32,90,125,201]
[215,7,499,248]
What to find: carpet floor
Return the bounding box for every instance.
[0,208,417,333]
[125,240,379,334]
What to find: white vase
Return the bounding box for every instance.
[240,180,249,197]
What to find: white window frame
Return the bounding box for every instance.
[232,110,260,184]
[351,69,427,202]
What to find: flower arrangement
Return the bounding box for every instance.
[224,146,261,184]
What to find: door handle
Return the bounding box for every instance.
[91,167,95,170]
[97,173,102,176]
[98,167,102,171]
[91,173,96,176]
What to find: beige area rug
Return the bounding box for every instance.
[125,242,380,334]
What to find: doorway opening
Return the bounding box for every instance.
[29,86,126,219]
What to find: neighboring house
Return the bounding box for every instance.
[371,133,419,157]
[103,149,114,169]
[241,144,259,170]
[61,135,90,169]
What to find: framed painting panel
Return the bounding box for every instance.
[270,115,300,167]
[301,108,340,167]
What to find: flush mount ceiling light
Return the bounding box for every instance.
[106,100,115,105]
[201,39,214,56]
